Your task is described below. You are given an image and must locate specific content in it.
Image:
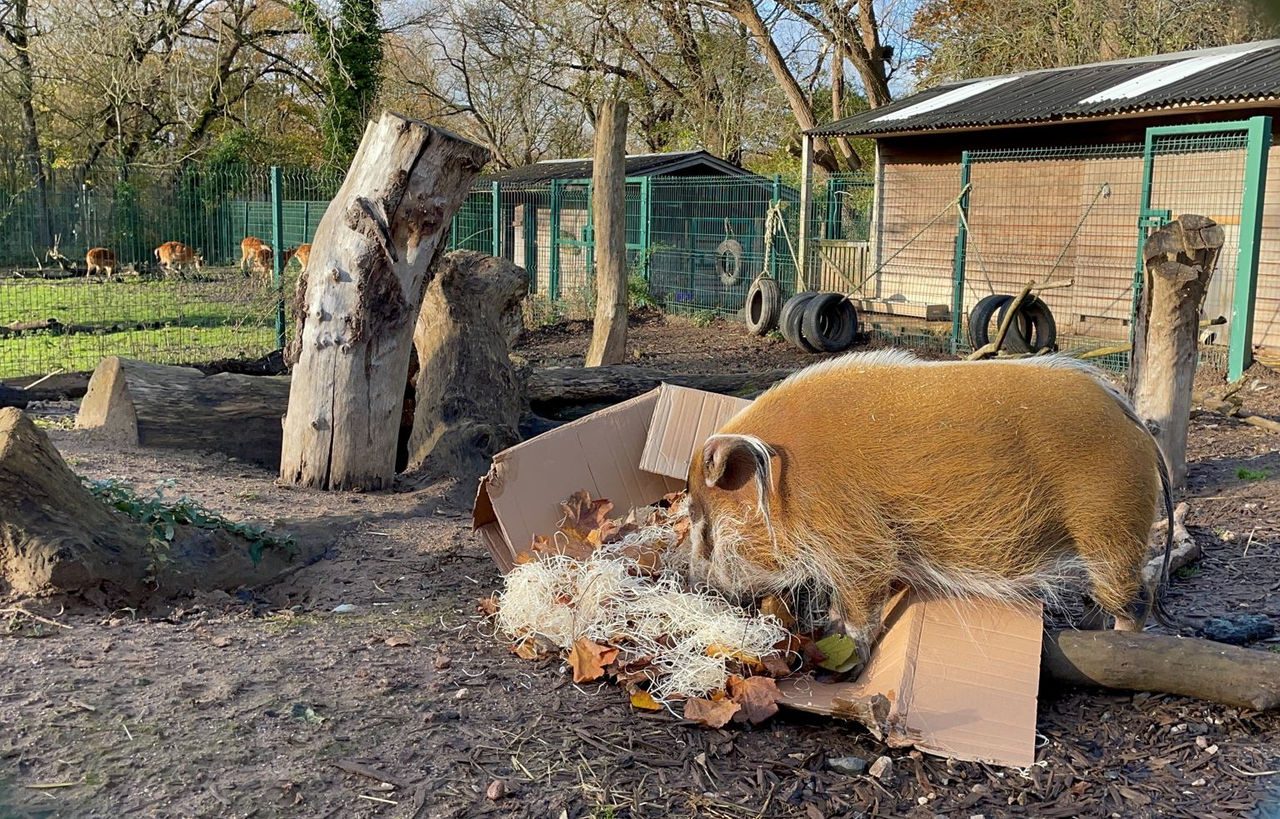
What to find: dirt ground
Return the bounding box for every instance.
[3,315,1280,819]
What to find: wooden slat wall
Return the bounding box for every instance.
[1250,145,1280,349]
[876,162,961,306]
[816,240,870,292]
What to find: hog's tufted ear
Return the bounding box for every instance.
[702,434,775,493]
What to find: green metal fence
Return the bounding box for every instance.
[449,172,873,324]
[0,165,341,379]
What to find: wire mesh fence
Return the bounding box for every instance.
[0,166,341,379]
[0,129,1266,382]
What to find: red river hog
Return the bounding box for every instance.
[686,350,1173,655]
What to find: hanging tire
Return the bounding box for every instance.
[745,277,781,335]
[997,296,1058,353]
[801,292,860,353]
[781,291,821,352]
[716,239,744,287]
[967,294,1013,348]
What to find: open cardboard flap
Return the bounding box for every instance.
[474,383,1044,768]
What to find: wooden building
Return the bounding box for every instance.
[801,40,1280,376]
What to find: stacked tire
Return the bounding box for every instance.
[967,294,1057,353]
[779,291,859,354]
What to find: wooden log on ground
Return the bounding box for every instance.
[1042,629,1280,711]
[0,408,320,604]
[585,97,629,367]
[1129,214,1225,489]
[75,356,290,469]
[406,251,526,478]
[526,365,795,410]
[280,112,489,491]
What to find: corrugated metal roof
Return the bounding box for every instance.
[809,40,1280,137]
[481,150,753,183]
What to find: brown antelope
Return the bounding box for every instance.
[291,243,310,272]
[240,236,268,276]
[154,241,203,278]
[686,350,1175,662]
[85,247,118,279]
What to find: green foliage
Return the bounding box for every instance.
[83,478,295,580]
[290,0,384,164]
[691,309,717,328]
[1237,466,1270,482]
[627,274,659,311]
[1174,564,1203,580]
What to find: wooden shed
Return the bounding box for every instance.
[801,40,1280,377]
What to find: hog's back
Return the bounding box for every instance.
[721,357,1160,567]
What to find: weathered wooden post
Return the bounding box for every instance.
[1129,214,1225,489]
[280,113,489,490]
[585,97,629,367]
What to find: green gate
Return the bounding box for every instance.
[1135,117,1271,380]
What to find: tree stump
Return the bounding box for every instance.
[280,112,489,490]
[75,356,290,468]
[0,408,319,604]
[1129,214,1224,489]
[406,251,527,477]
[584,97,629,367]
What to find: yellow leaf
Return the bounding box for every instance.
[629,690,662,711]
[706,643,759,665]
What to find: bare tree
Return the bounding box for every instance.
[0,0,50,244]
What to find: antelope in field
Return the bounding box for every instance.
[290,243,310,272]
[154,241,203,278]
[85,247,118,279]
[240,236,269,276]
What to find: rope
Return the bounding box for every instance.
[1041,181,1110,282]
[850,184,976,298]
[756,199,801,285]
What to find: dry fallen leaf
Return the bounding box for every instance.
[568,638,620,683]
[705,643,759,665]
[210,635,232,648]
[684,696,740,728]
[560,490,615,538]
[629,690,662,711]
[513,637,555,661]
[728,675,782,724]
[758,654,793,677]
[384,635,412,648]
[476,596,499,616]
[759,595,796,629]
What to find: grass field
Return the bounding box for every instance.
[0,267,296,379]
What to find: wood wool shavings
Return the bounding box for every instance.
[496,549,789,701]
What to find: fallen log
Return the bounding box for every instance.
[526,365,795,409]
[1042,629,1280,711]
[75,356,290,469]
[0,408,321,604]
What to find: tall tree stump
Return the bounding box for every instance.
[280,113,489,490]
[0,408,319,603]
[584,97,629,367]
[1129,214,1224,489]
[406,251,527,477]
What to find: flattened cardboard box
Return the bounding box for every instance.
[474,383,1043,768]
